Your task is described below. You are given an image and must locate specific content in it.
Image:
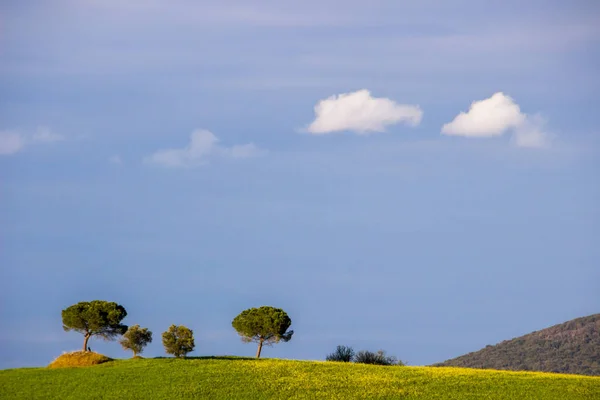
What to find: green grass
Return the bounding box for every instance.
[1,357,599,399]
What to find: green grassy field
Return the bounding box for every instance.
[1,357,599,399]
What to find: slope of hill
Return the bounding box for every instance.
[1,357,599,399]
[436,313,600,375]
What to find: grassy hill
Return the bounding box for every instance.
[436,313,600,375]
[1,357,599,399]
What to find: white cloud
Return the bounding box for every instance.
[225,143,267,159]
[306,89,423,134]
[0,127,66,156]
[442,92,550,148]
[512,115,551,148]
[441,93,524,137]
[146,130,218,168]
[145,129,265,168]
[32,126,65,143]
[0,132,24,155]
[0,126,65,155]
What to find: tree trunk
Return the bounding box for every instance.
[256,340,263,358]
[83,333,91,352]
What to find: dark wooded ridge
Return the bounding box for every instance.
[436,313,600,376]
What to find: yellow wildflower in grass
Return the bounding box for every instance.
[0,357,599,399]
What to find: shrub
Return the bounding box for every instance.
[120,325,153,357]
[48,351,112,368]
[326,345,355,362]
[162,325,195,358]
[355,350,403,366]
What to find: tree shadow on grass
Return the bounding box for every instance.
[151,356,258,361]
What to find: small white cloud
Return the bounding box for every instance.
[225,143,266,159]
[512,115,551,148]
[306,89,423,134]
[442,92,524,137]
[145,129,265,168]
[32,126,65,143]
[442,92,550,148]
[0,132,24,155]
[146,130,217,168]
[109,155,123,165]
[0,126,66,156]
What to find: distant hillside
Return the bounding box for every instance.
[436,313,600,376]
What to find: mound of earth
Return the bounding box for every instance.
[48,351,112,368]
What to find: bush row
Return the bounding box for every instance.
[326,345,404,366]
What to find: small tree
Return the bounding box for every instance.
[61,300,128,351]
[326,345,355,362]
[120,325,153,357]
[162,325,195,358]
[231,306,293,358]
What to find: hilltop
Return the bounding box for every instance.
[0,357,599,399]
[436,313,600,375]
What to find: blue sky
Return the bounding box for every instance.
[0,0,598,369]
